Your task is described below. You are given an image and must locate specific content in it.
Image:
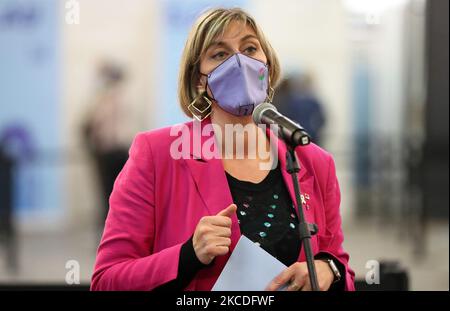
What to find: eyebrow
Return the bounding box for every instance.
[208,34,260,50]
[240,34,259,42]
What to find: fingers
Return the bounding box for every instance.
[202,204,236,227]
[203,237,231,256]
[208,216,232,227]
[266,261,334,292]
[208,245,229,257]
[266,262,311,291]
[197,236,232,250]
[210,236,232,247]
[212,226,232,238]
[287,280,302,291]
[300,279,312,291]
[287,265,308,291]
[217,204,237,217]
[192,204,237,265]
[265,265,296,291]
[195,224,231,241]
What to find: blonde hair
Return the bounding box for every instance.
[178,7,281,118]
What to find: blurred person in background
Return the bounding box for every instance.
[273,73,326,145]
[0,141,15,273]
[91,8,354,291]
[0,126,33,274]
[82,61,132,227]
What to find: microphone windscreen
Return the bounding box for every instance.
[252,102,277,124]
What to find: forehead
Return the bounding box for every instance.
[215,20,257,42]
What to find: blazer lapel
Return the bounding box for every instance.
[183,118,241,250]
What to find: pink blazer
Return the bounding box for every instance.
[91,117,355,291]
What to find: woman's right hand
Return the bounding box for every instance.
[193,204,237,265]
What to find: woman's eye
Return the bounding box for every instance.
[212,51,227,60]
[243,46,257,54]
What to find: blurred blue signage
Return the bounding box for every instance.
[0,0,62,223]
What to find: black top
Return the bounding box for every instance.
[154,163,346,291]
[225,161,302,266]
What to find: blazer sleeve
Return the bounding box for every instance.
[90,133,183,291]
[317,154,356,291]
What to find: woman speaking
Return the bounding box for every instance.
[91,7,355,291]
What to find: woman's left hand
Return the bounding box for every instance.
[265,260,335,291]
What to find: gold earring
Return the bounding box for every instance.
[266,86,275,103]
[188,95,212,121]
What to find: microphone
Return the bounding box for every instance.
[253,102,311,147]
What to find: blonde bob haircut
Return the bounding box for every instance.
[178,7,281,118]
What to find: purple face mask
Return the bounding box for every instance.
[203,53,269,116]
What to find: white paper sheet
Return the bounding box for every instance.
[212,235,288,291]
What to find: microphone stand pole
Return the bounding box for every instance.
[285,144,320,291]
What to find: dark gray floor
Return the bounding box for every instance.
[0,221,448,290]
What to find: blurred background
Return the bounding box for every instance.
[0,0,448,290]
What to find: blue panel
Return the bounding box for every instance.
[0,0,62,221]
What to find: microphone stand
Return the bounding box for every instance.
[285,143,320,291]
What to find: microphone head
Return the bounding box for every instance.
[252,102,277,124]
